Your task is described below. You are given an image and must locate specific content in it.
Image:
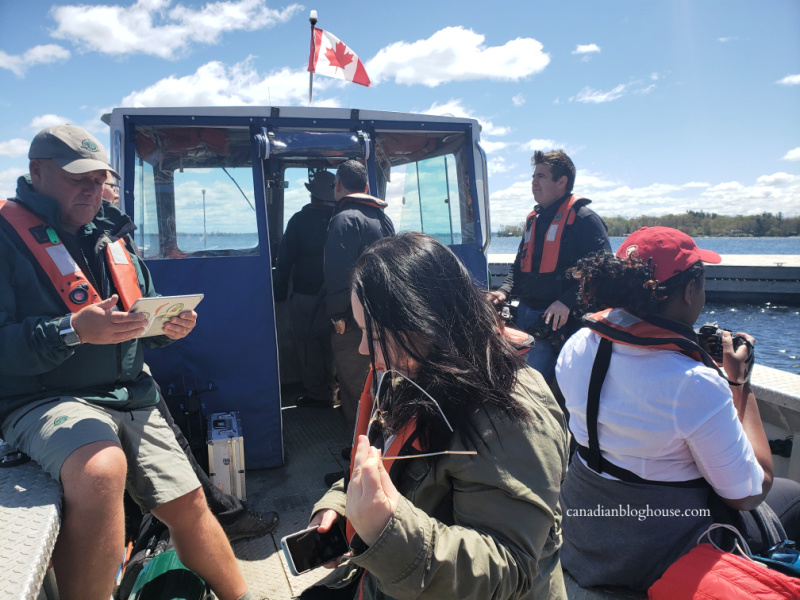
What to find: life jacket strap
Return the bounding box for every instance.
[582,329,708,489]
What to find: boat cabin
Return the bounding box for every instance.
[105,106,491,468]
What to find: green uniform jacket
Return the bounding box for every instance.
[0,176,171,424]
[312,367,569,600]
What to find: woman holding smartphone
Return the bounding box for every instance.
[300,232,568,600]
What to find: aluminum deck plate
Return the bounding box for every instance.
[0,460,62,600]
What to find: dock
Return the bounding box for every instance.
[488,254,800,304]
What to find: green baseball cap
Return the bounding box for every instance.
[29,125,120,178]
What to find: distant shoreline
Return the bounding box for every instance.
[494,212,799,239]
[494,232,800,238]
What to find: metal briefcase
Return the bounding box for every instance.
[207,411,246,500]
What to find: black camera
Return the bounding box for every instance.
[695,322,749,363]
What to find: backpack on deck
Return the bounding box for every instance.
[117,513,211,600]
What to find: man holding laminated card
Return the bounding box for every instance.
[0,125,258,600]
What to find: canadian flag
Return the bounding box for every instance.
[308,27,371,87]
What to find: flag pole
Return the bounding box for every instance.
[309,10,318,106]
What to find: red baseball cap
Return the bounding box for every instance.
[616,226,721,283]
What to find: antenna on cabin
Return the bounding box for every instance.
[309,10,318,106]
[202,189,207,249]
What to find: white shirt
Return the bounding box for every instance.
[556,328,764,500]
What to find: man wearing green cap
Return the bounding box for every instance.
[0,125,255,600]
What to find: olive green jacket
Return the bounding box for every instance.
[312,367,569,600]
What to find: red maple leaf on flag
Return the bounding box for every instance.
[325,41,354,70]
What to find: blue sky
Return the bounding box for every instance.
[1,0,798,228]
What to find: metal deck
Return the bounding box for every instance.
[232,393,352,599]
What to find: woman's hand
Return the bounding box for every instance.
[722,330,754,385]
[346,435,399,546]
[308,509,345,568]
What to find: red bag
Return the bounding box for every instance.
[649,542,800,599]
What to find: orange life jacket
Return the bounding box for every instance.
[338,193,388,211]
[0,199,143,312]
[345,367,422,544]
[583,308,718,369]
[499,323,535,355]
[520,194,587,274]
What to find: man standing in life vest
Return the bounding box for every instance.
[0,125,255,600]
[325,160,394,427]
[488,150,610,383]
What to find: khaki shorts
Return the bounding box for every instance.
[2,397,200,511]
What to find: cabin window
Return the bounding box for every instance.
[132,126,258,259]
[374,131,475,247]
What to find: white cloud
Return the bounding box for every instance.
[756,172,795,187]
[718,37,738,43]
[489,179,535,226]
[367,26,550,87]
[51,0,303,59]
[480,140,510,154]
[776,74,800,86]
[0,139,30,157]
[29,114,72,129]
[572,84,628,104]
[0,45,70,77]
[0,167,27,202]
[683,181,712,188]
[783,147,800,161]
[577,171,621,191]
[489,173,800,226]
[572,44,601,55]
[423,99,511,137]
[572,44,600,61]
[120,58,335,108]
[520,138,557,152]
[487,156,513,176]
[512,93,526,107]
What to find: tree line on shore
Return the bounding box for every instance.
[495,211,800,238]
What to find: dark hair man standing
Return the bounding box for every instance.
[488,150,610,383]
[324,160,394,425]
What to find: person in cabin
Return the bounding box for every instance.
[274,170,339,408]
[556,226,800,590]
[301,232,568,600]
[102,171,120,205]
[488,150,610,383]
[324,159,395,426]
[0,125,258,600]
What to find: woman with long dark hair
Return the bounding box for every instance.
[556,226,798,591]
[301,232,568,600]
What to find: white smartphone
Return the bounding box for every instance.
[280,522,348,576]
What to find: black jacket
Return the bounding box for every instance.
[498,194,610,311]
[273,201,334,301]
[323,194,394,320]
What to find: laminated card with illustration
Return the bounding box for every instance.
[128,294,204,337]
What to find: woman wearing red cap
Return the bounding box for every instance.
[554,226,799,591]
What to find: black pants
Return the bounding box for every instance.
[742,476,800,552]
